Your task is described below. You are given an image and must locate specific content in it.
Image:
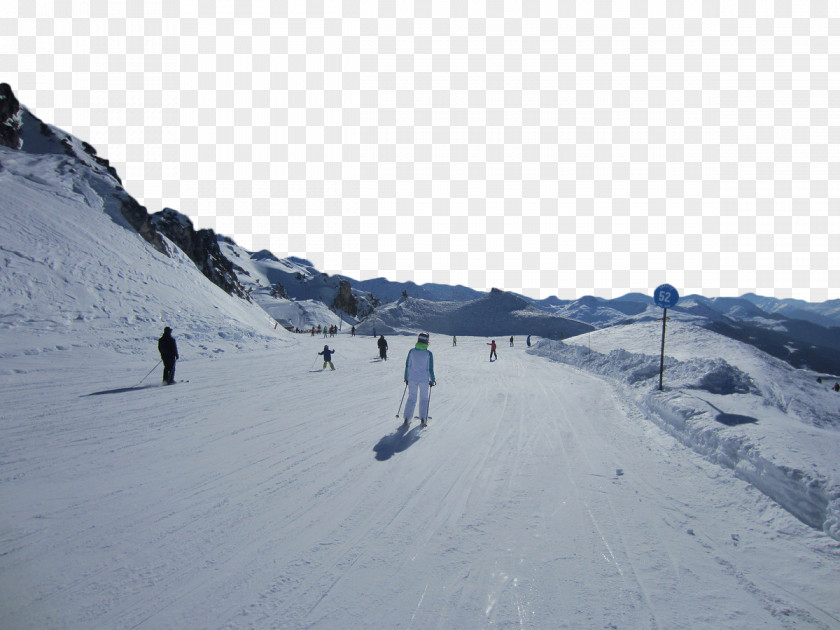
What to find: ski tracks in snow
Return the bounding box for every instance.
[2,338,839,628]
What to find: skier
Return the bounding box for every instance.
[452,335,457,346]
[834,382,839,392]
[158,326,179,385]
[403,332,436,426]
[377,335,389,360]
[527,334,531,347]
[509,335,514,347]
[351,326,356,337]
[318,345,336,370]
[487,339,497,361]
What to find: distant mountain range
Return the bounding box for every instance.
[219,237,840,373]
[2,81,838,375]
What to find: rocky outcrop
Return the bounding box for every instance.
[333,279,358,316]
[116,193,171,257]
[152,209,249,300]
[0,83,22,149]
[76,139,122,184]
[3,83,250,302]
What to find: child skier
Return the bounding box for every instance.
[403,332,436,426]
[318,345,336,370]
[487,339,497,361]
[377,335,389,360]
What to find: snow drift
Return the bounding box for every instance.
[530,323,840,541]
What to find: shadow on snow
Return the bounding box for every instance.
[694,395,759,426]
[82,384,158,397]
[714,412,759,426]
[373,425,423,461]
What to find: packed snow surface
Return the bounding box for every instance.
[1,333,839,629]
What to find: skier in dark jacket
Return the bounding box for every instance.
[377,335,389,360]
[158,326,179,384]
[319,345,336,370]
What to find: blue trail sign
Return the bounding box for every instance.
[653,284,680,390]
[654,283,679,309]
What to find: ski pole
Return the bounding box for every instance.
[137,360,162,386]
[395,382,408,418]
[309,355,320,370]
[426,383,433,421]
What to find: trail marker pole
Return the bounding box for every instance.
[653,283,680,391]
[658,308,668,391]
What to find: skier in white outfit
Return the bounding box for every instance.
[403,332,436,426]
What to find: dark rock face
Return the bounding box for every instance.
[333,279,358,316]
[152,209,249,300]
[116,193,171,257]
[0,83,22,149]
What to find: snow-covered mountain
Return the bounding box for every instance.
[344,275,485,303]
[354,288,594,338]
[527,292,840,375]
[2,85,840,628]
[742,293,840,329]
[0,86,282,359]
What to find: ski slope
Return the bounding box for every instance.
[2,333,838,629]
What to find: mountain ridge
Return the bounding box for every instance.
[2,82,838,373]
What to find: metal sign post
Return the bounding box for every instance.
[653,283,680,391]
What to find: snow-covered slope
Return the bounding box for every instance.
[531,321,840,541]
[0,113,285,361]
[2,90,840,628]
[743,293,840,329]
[349,275,485,303]
[3,334,840,628]
[356,288,595,338]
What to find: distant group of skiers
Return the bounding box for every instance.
[816,376,840,392]
[155,325,536,424]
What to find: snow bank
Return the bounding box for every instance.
[532,341,757,395]
[530,336,840,542]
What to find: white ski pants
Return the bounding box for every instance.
[404,380,430,421]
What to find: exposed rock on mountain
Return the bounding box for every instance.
[152,209,249,300]
[333,279,358,316]
[0,83,22,149]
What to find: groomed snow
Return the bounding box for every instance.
[2,335,840,629]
